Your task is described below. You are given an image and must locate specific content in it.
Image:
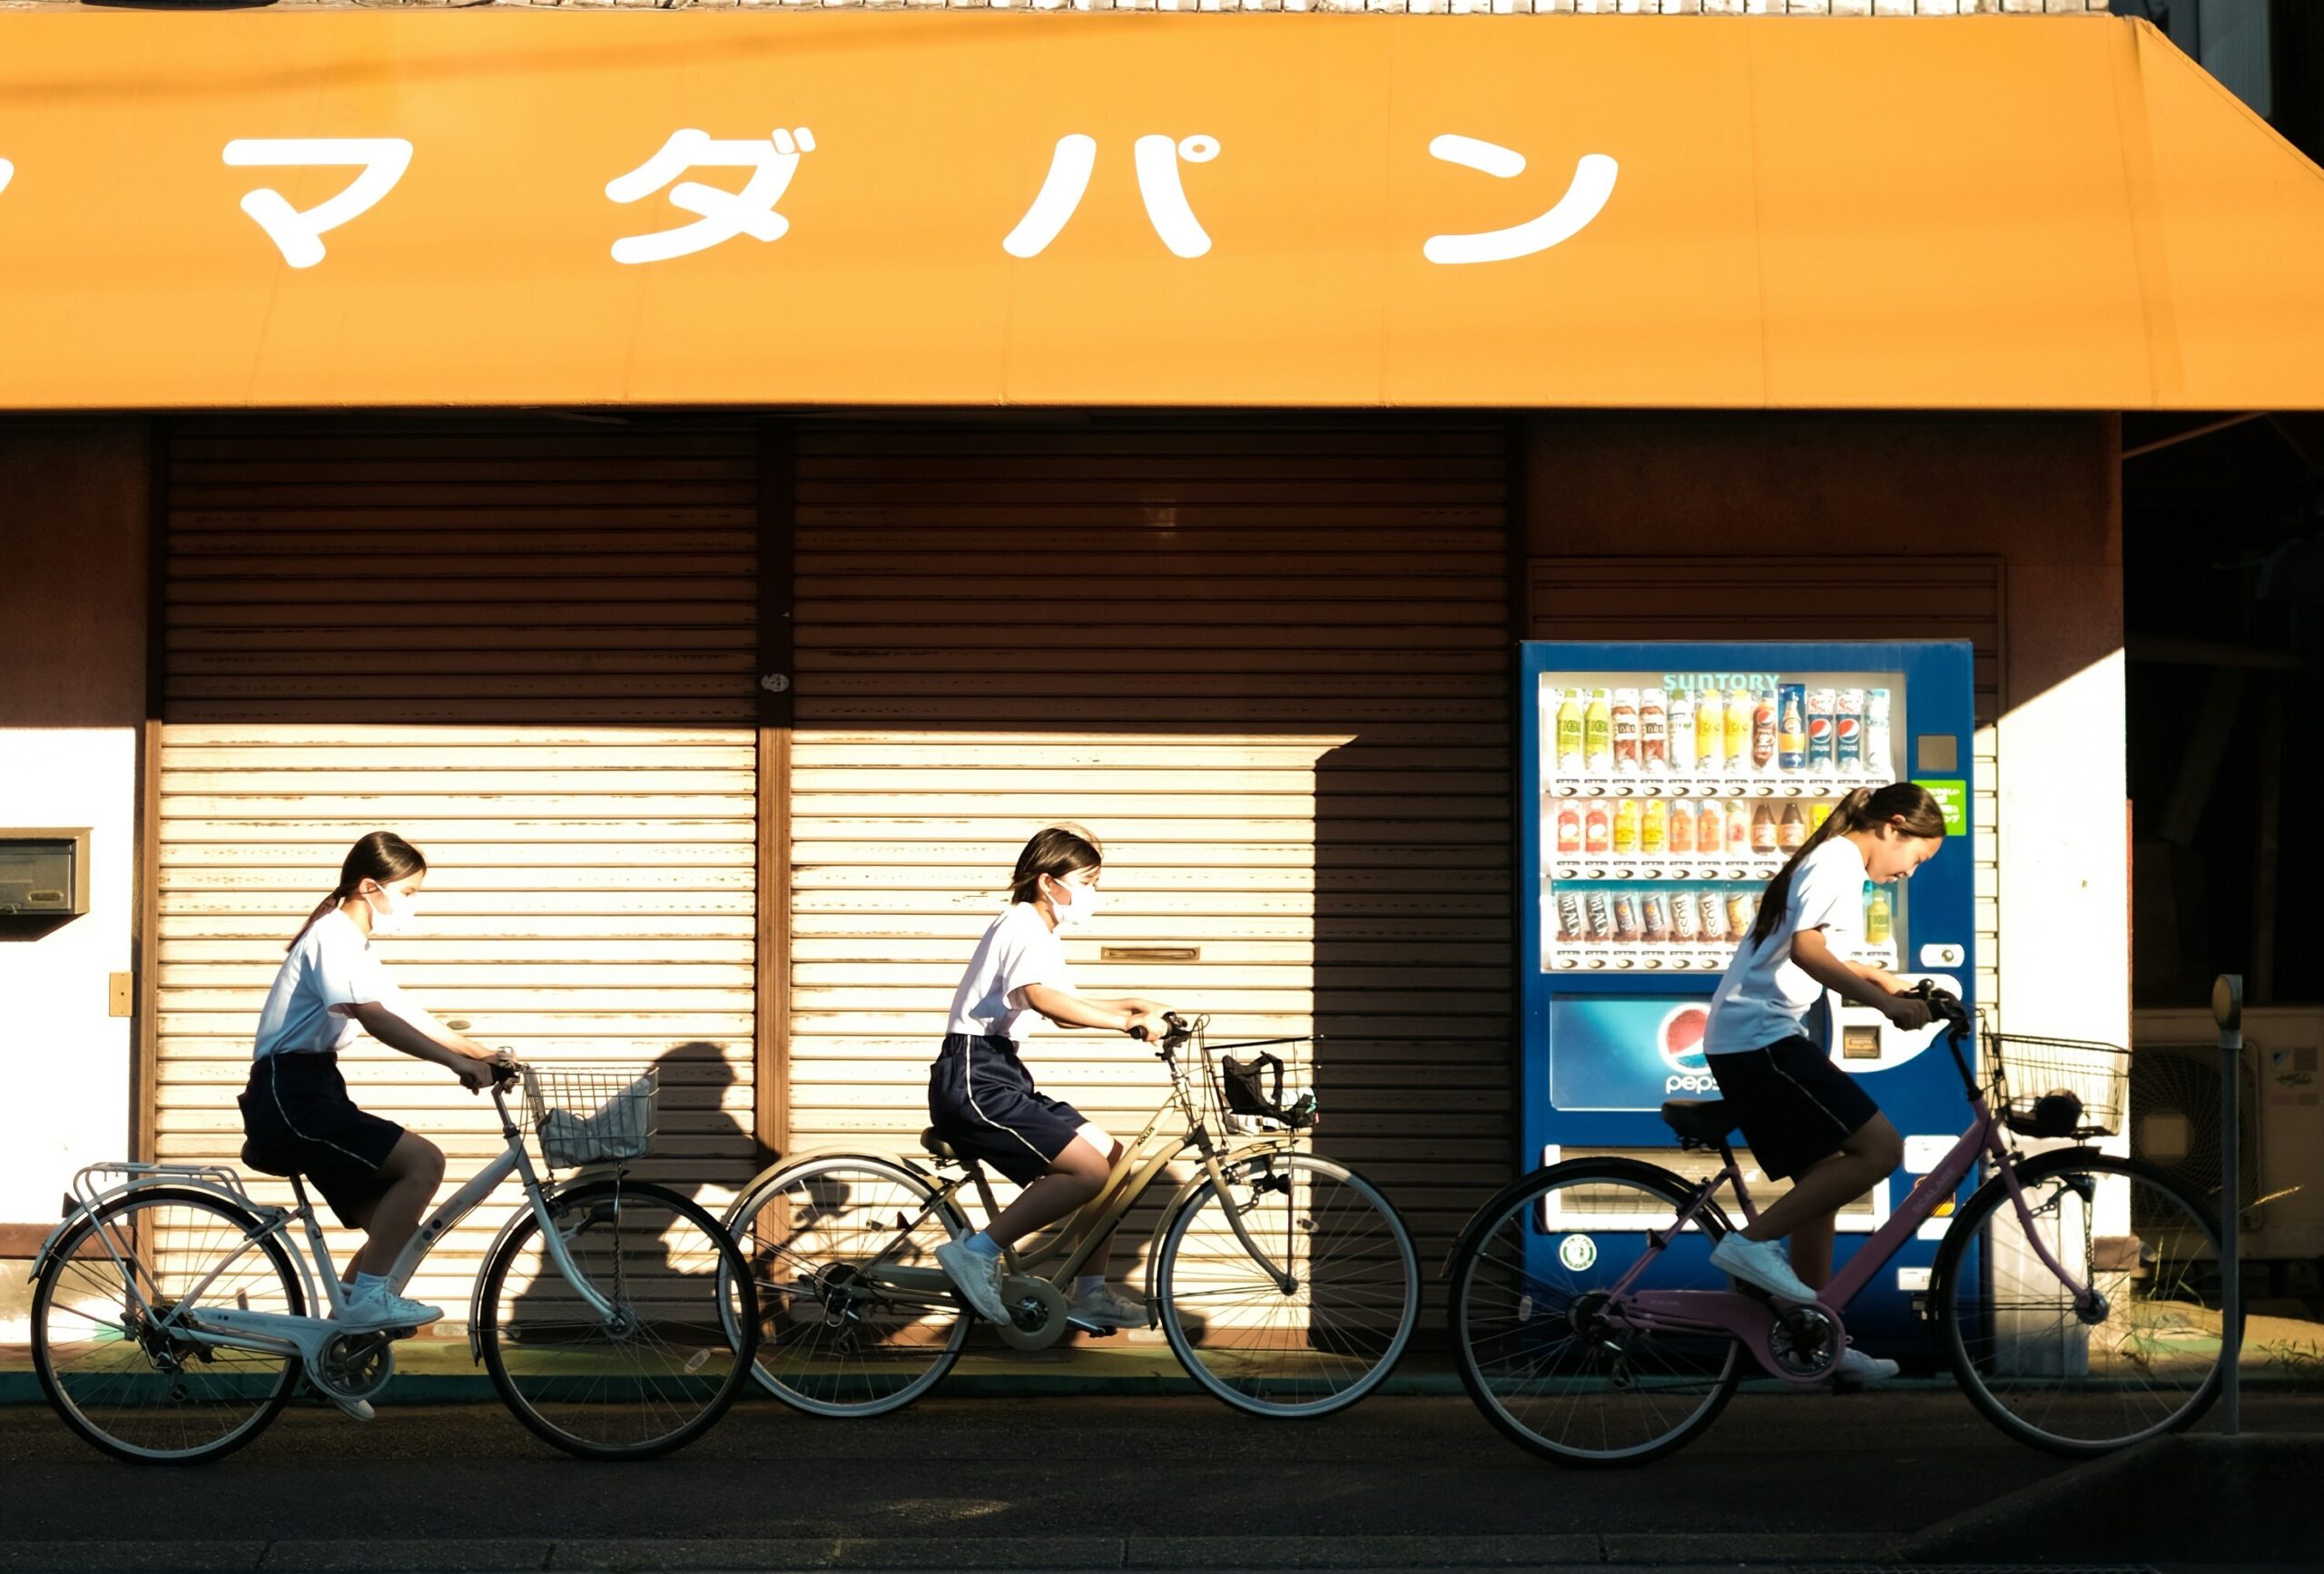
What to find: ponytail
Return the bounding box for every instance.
[1747,782,1945,946]
[289,831,427,951]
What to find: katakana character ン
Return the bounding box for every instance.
[222,138,413,270]
[1422,134,1618,266]
[605,127,816,266]
[1003,133,1220,261]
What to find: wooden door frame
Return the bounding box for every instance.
[755,418,796,1161]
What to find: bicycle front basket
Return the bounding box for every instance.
[523,1066,658,1168]
[1984,1034,2127,1141]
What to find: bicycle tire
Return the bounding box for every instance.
[726,1154,972,1418]
[32,1187,306,1465]
[1935,1148,2234,1457]
[1155,1151,1419,1418]
[1447,1158,1745,1467]
[478,1176,757,1461]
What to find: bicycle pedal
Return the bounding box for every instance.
[1064,1317,1121,1337]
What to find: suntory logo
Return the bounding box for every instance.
[1662,673,1779,692]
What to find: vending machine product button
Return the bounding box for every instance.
[1917,943,1965,969]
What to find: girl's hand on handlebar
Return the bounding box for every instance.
[1879,992,1934,1031]
[455,1048,517,1093]
[1126,1005,1176,1042]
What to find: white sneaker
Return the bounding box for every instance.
[322,1392,376,1422]
[934,1240,1009,1323]
[336,1286,445,1332]
[1709,1233,1820,1303]
[1067,1284,1148,1333]
[1836,1343,1900,1382]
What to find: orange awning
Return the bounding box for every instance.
[0,12,2319,410]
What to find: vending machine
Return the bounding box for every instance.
[1518,641,1976,1351]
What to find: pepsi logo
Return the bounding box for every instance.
[1660,1003,1717,1095]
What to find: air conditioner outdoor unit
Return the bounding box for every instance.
[2132,1007,2324,1261]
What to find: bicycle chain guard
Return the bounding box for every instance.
[311,1332,398,1403]
[993,1275,1070,1353]
[1768,1304,1842,1381]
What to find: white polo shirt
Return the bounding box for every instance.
[1705,837,1868,1056]
[252,909,442,1058]
[946,902,1073,1044]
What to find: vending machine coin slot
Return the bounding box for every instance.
[1841,1024,1884,1060]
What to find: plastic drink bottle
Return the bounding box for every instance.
[1750,690,1777,771]
[1555,802,1581,854]
[1865,689,1892,774]
[1554,689,1584,772]
[1694,691,1722,772]
[1668,691,1696,774]
[1726,803,1750,856]
[1611,689,1641,772]
[1612,798,1640,853]
[1777,684,1807,772]
[1640,691,1669,773]
[1584,800,1611,853]
[1696,800,1724,855]
[1835,688,1865,772]
[1806,688,1837,773]
[1723,688,1751,772]
[1865,886,1894,947]
[1669,800,1696,854]
[1584,688,1613,772]
[1640,799,1668,855]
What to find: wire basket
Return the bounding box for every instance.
[1983,1033,2128,1141]
[1195,1029,1320,1134]
[522,1066,658,1168]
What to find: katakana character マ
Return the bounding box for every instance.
[605,127,816,266]
[1003,133,1220,261]
[222,138,413,270]
[1422,135,1617,266]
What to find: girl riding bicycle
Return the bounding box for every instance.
[931,825,1177,1332]
[239,831,508,1337]
[1701,782,1943,1381]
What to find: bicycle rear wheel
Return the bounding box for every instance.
[32,1187,305,1464]
[726,1155,971,1417]
[1935,1149,2231,1456]
[478,1177,756,1461]
[1448,1160,1743,1467]
[1156,1151,1418,1418]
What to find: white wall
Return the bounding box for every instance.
[0,727,137,1225]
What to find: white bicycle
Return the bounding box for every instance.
[28,1063,758,1463]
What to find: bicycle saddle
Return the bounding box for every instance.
[238,1139,301,1178]
[1659,1099,1737,1146]
[918,1127,959,1162]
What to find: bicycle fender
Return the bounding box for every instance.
[28,1176,269,1280]
[1439,1156,1732,1279]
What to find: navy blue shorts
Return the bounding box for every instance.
[928,1033,1091,1185]
[1706,1037,1883,1182]
[239,1052,407,1229]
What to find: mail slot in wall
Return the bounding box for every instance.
[0,831,90,919]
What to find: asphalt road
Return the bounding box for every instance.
[3,1389,2319,1549]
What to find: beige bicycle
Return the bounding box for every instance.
[724,1014,1419,1419]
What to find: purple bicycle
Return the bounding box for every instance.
[1446,986,2232,1464]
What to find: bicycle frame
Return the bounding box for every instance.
[1606,1031,2105,1382]
[45,1083,615,1372]
[857,1038,1305,1314]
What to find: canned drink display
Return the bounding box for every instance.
[1694,691,1723,771]
[1611,688,1641,772]
[1723,688,1751,772]
[1585,890,1616,942]
[1834,688,1865,772]
[1641,891,1671,943]
[1750,689,1777,771]
[1556,891,1586,942]
[1670,890,1700,941]
[1640,690,1669,772]
[1611,890,1642,943]
[1806,687,1837,772]
[1697,887,1729,942]
[1727,890,1758,934]
[1777,683,1807,772]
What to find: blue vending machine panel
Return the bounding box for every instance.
[1518,642,1976,1353]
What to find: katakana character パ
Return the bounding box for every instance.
[222,138,413,270]
[1422,134,1617,266]
[605,128,816,266]
[1003,133,1220,261]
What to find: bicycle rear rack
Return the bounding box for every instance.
[69,1161,259,1216]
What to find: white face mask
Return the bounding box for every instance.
[363,883,419,937]
[1046,875,1101,930]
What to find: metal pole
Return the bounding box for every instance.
[2211,973,2243,1436]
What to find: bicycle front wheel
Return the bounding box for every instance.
[727,1155,971,1417]
[32,1187,305,1465]
[1935,1149,2231,1456]
[1448,1160,1743,1467]
[478,1177,756,1461]
[1156,1151,1418,1418]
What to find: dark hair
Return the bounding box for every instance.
[1009,824,1103,906]
[1748,782,1945,946]
[289,831,427,951]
